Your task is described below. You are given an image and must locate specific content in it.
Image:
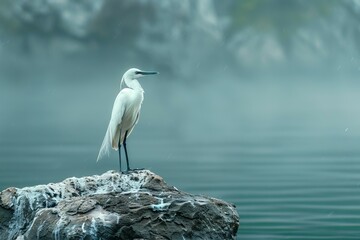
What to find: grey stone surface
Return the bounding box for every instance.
[0,170,239,240]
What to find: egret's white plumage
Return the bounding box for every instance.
[97,68,158,166]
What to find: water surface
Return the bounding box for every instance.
[1,78,359,239]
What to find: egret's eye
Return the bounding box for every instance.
[135,71,140,74]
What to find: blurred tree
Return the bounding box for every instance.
[0,0,159,55]
[89,0,156,47]
[227,0,337,57]
[0,0,104,54]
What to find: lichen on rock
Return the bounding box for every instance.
[0,170,239,240]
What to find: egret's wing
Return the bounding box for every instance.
[96,91,127,162]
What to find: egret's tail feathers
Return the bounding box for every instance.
[97,120,121,161]
[97,124,113,162]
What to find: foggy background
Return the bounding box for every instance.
[1,0,360,238]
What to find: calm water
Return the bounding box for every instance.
[1,78,360,239]
[1,134,360,239]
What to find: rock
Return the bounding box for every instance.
[0,170,239,240]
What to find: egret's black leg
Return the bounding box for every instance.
[118,139,122,172]
[123,131,131,172]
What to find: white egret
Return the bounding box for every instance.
[97,68,158,172]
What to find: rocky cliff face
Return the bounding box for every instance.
[0,170,239,240]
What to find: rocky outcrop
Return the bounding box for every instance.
[0,170,239,240]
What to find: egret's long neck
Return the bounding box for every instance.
[124,78,143,92]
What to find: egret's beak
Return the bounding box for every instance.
[139,71,158,75]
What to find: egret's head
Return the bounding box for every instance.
[124,68,158,80]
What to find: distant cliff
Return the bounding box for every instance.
[0,170,239,240]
